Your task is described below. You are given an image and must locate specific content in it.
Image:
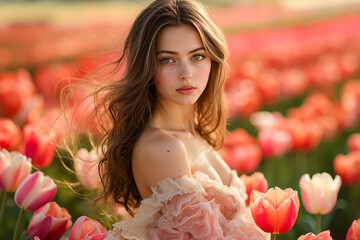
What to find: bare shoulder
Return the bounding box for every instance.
[132,128,192,195]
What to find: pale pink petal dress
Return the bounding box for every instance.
[105,171,269,240]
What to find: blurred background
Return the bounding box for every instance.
[1,0,360,239]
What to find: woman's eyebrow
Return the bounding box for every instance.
[156,47,205,55]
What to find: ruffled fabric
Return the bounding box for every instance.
[105,171,269,240]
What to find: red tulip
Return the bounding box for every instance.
[225,80,261,118]
[250,187,300,234]
[346,219,360,240]
[298,230,332,240]
[19,123,56,168]
[347,133,360,152]
[333,152,360,185]
[240,172,268,205]
[0,118,21,150]
[281,118,323,151]
[257,129,292,158]
[28,202,72,240]
[0,69,36,118]
[220,129,262,173]
[14,171,57,211]
[68,216,107,240]
[74,148,101,189]
[0,69,44,125]
[0,149,32,192]
[34,63,76,108]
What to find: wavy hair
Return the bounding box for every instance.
[93,0,229,216]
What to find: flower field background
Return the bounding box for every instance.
[1,1,360,239]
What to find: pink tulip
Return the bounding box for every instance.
[250,187,300,234]
[15,171,57,211]
[0,149,32,192]
[28,202,72,240]
[68,216,107,240]
[240,172,268,205]
[257,129,292,158]
[19,123,56,168]
[299,173,341,215]
[0,118,21,150]
[74,148,101,189]
[346,219,360,240]
[298,230,332,240]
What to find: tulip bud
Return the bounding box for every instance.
[15,171,57,211]
[0,118,21,150]
[346,219,360,240]
[257,129,292,158]
[299,173,341,215]
[68,216,107,240]
[74,148,101,189]
[250,187,300,234]
[347,133,360,152]
[333,152,360,185]
[0,149,32,192]
[298,230,333,240]
[19,124,56,169]
[240,172,268,205]
[28,202,72,240]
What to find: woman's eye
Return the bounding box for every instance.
[192,54,205,61]
[160,58,173,64]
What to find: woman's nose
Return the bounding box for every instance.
[179,62,192,81]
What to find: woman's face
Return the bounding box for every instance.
[154,24,211,107]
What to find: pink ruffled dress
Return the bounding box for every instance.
[105,171,269,240]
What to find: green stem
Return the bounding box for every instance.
[271,233,277,240]
[0,191,9,226]
[13,208,25,240]
[315,213,321,234]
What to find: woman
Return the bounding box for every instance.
[89,0,269,239]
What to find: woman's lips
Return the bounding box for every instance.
[176,85,197,95]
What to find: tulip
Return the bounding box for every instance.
[347,133,360,152]
[13,171,57,240]
[28,202,72,240]
[19,123,56,168]
[220,129,262,173]
[74,148,101,189]
[298,230,332,240]
[68,216,107,240]
[346,219,360,240]
[250,187,300,236]
[299,173,341,215]
[300,173,341,234]
[249,111,284,131]
[257,129,292,158]
[281,118,323,151]
[0,149,32,192]
[0,149,32,226]
[0,69,36,119]
[240,172,268,205]
[14,171,57,211]
[333,152,360,185]
[0,118,21,150]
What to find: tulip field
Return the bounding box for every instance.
[1,1,360,239]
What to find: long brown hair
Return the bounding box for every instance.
[92,0,229,216]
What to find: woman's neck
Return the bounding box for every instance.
[151,101,196,134]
